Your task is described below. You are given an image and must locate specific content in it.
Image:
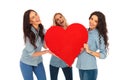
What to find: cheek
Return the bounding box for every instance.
[94,22,98,27]
[56,21,60,25]
[30,20,36,25]
[30,20,33,24]
[30,18,34,23]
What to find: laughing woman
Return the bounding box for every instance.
[49,13,73,80]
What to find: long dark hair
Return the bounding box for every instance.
[23,9,44,48]
[89,11,109,49]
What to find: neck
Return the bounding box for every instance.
[89,28,96,31]
[33,24,39,31]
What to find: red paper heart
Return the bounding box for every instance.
[45,23,88,67]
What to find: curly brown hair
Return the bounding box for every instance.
[89,11,109,49]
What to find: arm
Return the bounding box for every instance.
[32,50,49,57]
[84,36,107,59]
[84,43,100,58]
[32,41,50,57]
[25,37,49,57]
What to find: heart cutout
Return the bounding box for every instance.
[45,23,88,67]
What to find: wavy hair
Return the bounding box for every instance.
[23,9,44,48]
[89,11,109,49]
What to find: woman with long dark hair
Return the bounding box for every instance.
[76,11,109,80]
[20,9,49,80]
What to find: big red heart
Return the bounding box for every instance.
[45,23,88,67]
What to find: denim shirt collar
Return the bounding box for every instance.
[31,26,39,34]
[88,28,98,34]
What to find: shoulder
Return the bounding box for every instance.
[89,29,98,36]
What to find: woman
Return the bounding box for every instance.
[20,9,49,80]
[49,13,73,80]
[76,11,109,80]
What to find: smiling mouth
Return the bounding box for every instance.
[60,21,64,24]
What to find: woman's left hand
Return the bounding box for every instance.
[84,43,90,53]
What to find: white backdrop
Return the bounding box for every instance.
[0,0,119,80]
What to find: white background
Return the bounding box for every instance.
[0,0,119,80]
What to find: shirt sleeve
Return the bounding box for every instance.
[24,37,36,56]
[96,36,107,59]
[43,29,47,48]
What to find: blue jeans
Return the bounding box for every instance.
[50,65,73,80]
[79,69,98,80]
[20,61,46,80]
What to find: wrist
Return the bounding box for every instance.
[87,49,93,55]
[43,51,46,54]
[89,51,94,55]
[43,50,48,54]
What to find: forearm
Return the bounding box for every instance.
[86,49,100,58]
[32,51,47,57]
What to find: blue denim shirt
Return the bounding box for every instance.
[76,29,107,70]
[50,55,68,68]
[20,27,44,66]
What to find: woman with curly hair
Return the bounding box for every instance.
[76,11,109,80]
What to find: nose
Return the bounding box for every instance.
[59,19,63,22]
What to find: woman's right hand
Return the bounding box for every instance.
[32,50,50,57]
[42,50,50,54]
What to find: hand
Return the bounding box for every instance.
[84,43,88,49]
[46,50,54,54]
[42,50,50,54]
[84,43,90,53]
[32,49,50,57]
[46,50,58,57]
[80,47,84,53]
